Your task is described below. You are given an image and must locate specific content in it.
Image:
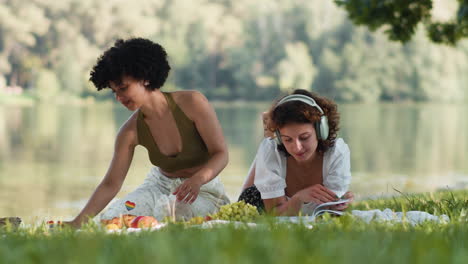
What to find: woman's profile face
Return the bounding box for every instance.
[110,76,149,111]
[278,122,319,162]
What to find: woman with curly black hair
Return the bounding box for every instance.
[68,38,230,227]
[238,89,353,215]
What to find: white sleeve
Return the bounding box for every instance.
[323,138,351,199]
[253,138,287,199]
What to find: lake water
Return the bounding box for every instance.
[1,102,468,223]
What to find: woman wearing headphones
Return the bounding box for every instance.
[239,89,353,215]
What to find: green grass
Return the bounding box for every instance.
[350,189,468,221]
[1,190,467,264]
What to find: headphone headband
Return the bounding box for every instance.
[275,94,324,114]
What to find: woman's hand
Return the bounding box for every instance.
[61,219,81,229]
[328,191,354,211]
[294,184,339,204]
[173,176,203,204]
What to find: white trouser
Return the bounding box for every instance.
[100,167,230,221]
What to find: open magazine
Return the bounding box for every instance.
[276,198,350,223]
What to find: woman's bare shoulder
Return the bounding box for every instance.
[116,111,139,146]
[170,90,207,105]
[169,91,210,119]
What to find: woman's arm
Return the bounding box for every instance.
[323,139,351,199]
[241,111,274,190]
[173,91,229,203]
[263,184,339,216]
[242,164,255,190]
[241,111,273,190]
[322,139,352,210]
[263,196,302,216]
[69,119,137,227]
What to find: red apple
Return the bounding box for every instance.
[130,216,159,228]
[130,216,145,228]
[122,214,137,227]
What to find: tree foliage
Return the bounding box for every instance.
[0,0,467,102]
[336,0,468,45]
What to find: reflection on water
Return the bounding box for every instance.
[1,102,467,222]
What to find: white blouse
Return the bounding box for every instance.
[251,137,351,200]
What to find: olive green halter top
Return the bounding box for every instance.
[137,92,210,173]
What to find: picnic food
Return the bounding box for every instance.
[105,223,120,230]
[130,216,159,228]
[185,216,205,225]
[101,217,124,229]
[101,214,159,229]
[122,214,137,227]
[210,201,259,222]
[185,201,259,224]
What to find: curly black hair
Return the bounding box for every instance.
[90,38,171,91]
[268,89,340,155]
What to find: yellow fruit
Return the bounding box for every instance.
[106,224,120,230]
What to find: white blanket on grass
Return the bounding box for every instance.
[351,209,449,225]
[105,209,449,233]
[277,209,449,225]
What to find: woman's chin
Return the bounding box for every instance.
[123,102,137,111]
[293,153,309,162]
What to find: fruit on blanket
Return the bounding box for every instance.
[106,224,120,230]
[130,216,144,228]
[209,201,259,222]
[186,216,205,225]
[101,215,158,229]
[130,216,158,228]
[122,214,137,227]
[101,217,123,229]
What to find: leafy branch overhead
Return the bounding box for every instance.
[335,0,468,45]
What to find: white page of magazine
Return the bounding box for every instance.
[276,198,350,223]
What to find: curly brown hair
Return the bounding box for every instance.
[90,38,171,91]
[267,89,340,155]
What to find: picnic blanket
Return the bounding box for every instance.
[104,209,449,233]
[351,209,450,225]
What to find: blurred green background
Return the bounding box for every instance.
[1,0,468,102]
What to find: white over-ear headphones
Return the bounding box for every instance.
[273,94,329,145]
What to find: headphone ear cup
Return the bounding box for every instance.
[319,116,329,140]
[314,122,322,141]
[274,129,283,145]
